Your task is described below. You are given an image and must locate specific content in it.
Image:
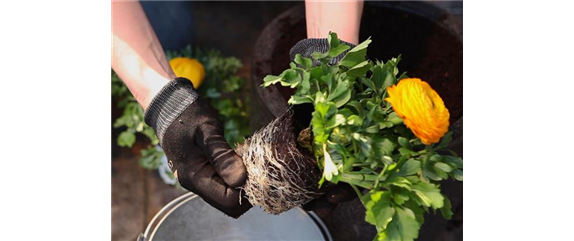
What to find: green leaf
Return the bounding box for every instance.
[399,147,415,158]
[385,206,421,241]
[315,102,336,118]
[311,114,327,143]
[411,182,444,209]
[435,167,449,179]
[333,89,352,108]
[325,114,346,129]
[323,73,335,90]
[452,169,463,181]
[325,32,352,58]
[388,177,412,190]
[326,79,352,108]
[382,155,393,165]
[378,138,395,156]
[392,188,411,205]
[382,69,395,91]
[435,131,453,149]
[327,32,339,50]
[280,69,302,87]
[440,196,453,220]
[330,44,351,58]
[347,60,371,77]
[315,91,326,103]
[371,65,385,90]
[398,159,421,176]
[311,51,328,61]
[379,121,394,129]
[429,154,443,162]
[339,37,372,68]
[354,134,373,157]
[387,112,403,125]
[366,125,380,134]
[443,156,463,169]
[290,60,297,69]
[404,176,420,185]
[300,72,311,94]
[117,131,136,147]
[263,69,302,88]
[402,199,425,225]
[434,162,453,173]
[362,191,395,230]
[262,75,282,87]
[329,141,351,156]
[309,66,323,80]
[347,100,363,116]
[398,137,411,149]
[337,108,353,118]
[288,95,313,105]
[422,167,443,181]
[360,76,377,91]
[347,115,363,126]
[294,54,313,69]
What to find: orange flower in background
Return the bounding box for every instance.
[385,78,450,145]
[169,57,206,89]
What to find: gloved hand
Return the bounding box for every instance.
[289,38,356,66]
[144,77,252,218]
[290,38,359,218]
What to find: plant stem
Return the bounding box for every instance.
[342,172,378,182]
[339,175,373,189]
[373,163,388,188]
[350,184,363,199]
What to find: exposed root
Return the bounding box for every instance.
[236,110,323,214]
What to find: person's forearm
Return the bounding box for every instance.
[305,0,364,44]
[112,1,173,110]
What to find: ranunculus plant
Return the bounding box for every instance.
[261,32,463,241]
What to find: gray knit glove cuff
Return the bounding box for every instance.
[144,77,198,144]
[289,38,356,66]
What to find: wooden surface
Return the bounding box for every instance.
[111,143,186,241]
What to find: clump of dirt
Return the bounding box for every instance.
[235,110,323,214]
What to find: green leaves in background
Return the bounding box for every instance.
[139,147,164,170]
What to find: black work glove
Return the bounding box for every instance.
[144,77,252,218]
[290,38,359,218]
[289,38,356,66]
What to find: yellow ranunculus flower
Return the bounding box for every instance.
[385,78,450,145]
[169,57,205,88]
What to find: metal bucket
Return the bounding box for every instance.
[138,192,332,241]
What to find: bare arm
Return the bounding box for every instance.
[305,0,364,45]
[112,1,173,110]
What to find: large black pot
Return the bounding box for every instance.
[250,2,462,240]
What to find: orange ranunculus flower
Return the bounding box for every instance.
[385,78,450,145]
